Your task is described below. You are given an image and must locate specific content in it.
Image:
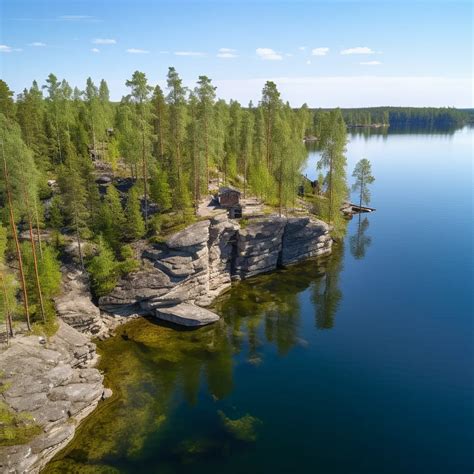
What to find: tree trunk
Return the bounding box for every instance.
[0,273,14,339]
[2,145,31,330]
[25,194,46,323]
[243,152,247,199]
[142,126,148,229]
[73,207,85,270]
[158,108,164,159]
[204,119,209,191]
[33,198,43,260]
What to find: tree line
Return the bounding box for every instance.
[0,69,357,337]
[310,106,468,129]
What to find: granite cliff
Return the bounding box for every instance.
[99,213,332,325]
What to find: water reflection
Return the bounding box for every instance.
[349,215,372,260]
[311,243,344,329]
[46,251,346,473]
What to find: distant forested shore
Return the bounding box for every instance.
[311,106,472,129]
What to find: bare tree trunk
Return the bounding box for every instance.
[359,174,364,209]
[54,113,62,163]
[0,273,14,339]
[158,108,164,159]
[33,198,43,260]
[204,119,209,192]
[1,144,31,330]
[243,152,247,199]
[142,126,148,229]
[73,207,84,270]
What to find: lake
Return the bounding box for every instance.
[46,126,473,474]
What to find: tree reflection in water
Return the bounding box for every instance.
[311,242,344,330]
[46,249,346,473]
[349,215,372,260]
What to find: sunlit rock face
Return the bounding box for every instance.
[281,217,332,265]
[99,214,332,325]
[0,321,106,474]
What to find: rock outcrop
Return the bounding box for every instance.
[156,303,220,327]
[0,321,107,474]
[99,214,332,324]
[54,268,102,335]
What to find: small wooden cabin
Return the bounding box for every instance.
[218,187,241,207]
[218,187,242,218]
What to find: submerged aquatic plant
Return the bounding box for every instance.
[218,410,262,442]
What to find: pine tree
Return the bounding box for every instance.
[125,71,153,227]
[239,109,254,198]
[166,67,191,210]
[0,80,15,120]
[352,158,375,207]
[149,164,172,211]
[57,145,90,268]
[317,109,348,227]
[87,236,119,297]
[125,186,145,240]
[0,115,40,329]
[99,185,126,252]
[195,76,216,190]
[151,85,168,161]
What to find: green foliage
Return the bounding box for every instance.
[352,158,375,206]
[124,186,145,240]
[0,80,16,120]
[0,400,42,446]
[20,242,60,323]
[317,109,348,224]
[99,185,126,251]
[149,164,172,211]
[87,237,119,297]
[218,410,262,442]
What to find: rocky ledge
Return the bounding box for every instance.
[0,321,108,474]
[99,213,332,325]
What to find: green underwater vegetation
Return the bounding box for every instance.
[45,252,341,472]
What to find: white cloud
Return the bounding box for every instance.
[311,47,329,56]
[217,52,238,58]
[91,48,100,53]
[0,44,22,53]
[58,15,93,20]
[217,48,238,58]
[341,46,375,55]
[126,48,149,54]
[285,53,293,57]
[306,60,311,65]
[28,42,46,47]
[256,48,283,61]
[298,46,306,51]
[174,51,206,56]
[360,61,382,65]
[92,38,116,45]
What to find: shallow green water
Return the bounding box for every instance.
[46,127,472,474]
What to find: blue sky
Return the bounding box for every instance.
[1,0,472,106]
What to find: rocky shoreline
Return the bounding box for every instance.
[100,213,332,325]
[0,213,332,473]
[0,322,107,473]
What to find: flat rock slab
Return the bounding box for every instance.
[155,303,220,327]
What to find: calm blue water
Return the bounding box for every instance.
[48,127,473,474]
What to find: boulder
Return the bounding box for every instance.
[165,220,210,249]
[155,303,220,327]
